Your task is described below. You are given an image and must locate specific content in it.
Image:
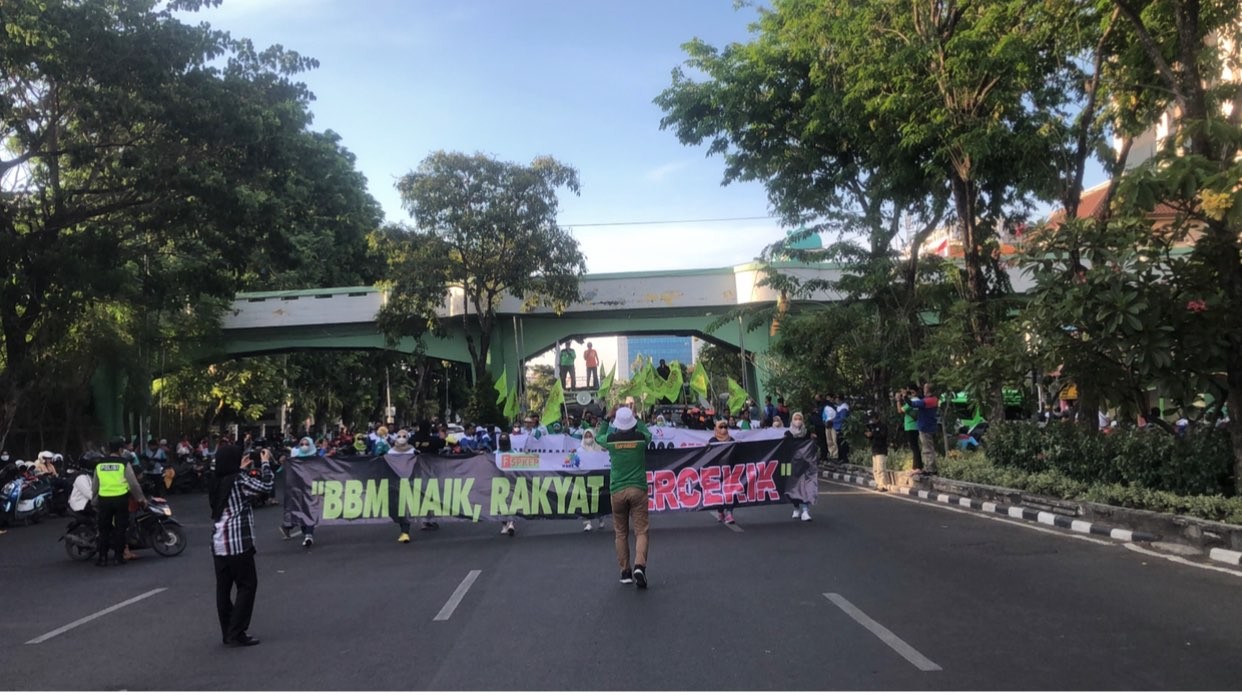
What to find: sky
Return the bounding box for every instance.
[184,0,789,275]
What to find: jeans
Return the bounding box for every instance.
[559,365,576,389]
[214,549,258,642]
[611,486,649,572]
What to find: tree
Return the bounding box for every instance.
[0,0,349,447]
[1094,0,1242,489]
[385,151,588,384]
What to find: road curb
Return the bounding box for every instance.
[1208,548,1242,566]
[818,468,1158,543]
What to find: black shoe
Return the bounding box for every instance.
[619,569,634,585]
[633,565,647,589]
[94,554,108,567]
[225,634,261,647]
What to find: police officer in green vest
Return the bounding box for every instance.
[91,438,147,567]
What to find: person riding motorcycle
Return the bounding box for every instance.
[69,454,98,516]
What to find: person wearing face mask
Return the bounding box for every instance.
[279,439,319,547]
[387,430,416,543]
[785,412,814,520]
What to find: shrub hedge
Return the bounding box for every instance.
[984,421,1235,497]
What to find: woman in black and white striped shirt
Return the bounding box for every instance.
[209,444,273,647]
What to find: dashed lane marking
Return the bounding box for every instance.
[433,570,482,622]
[823,593,943,672]
[28,588,168,644]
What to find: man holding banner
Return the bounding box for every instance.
[596,406,651,588]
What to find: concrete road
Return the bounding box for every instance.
[2,480,1240,690]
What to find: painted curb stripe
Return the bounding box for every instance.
[1208,548,1242,565]
[823,467,1160,544]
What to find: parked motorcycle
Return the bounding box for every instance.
[60,497,188,561]
[1,463,51,526]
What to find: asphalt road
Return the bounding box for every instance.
[2,479,1240,690]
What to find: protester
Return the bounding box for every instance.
[595,406,651,588]
[708,420,736,524]
[913,384,940,475]
[821,397,839,461]
[209,443,273,647]
[898,386,923,474]
[559,342,577,389]
[577,429,607,532]
[786,413,813,520]
[584,341,600,389]
[832,394,851,463]
[280,438,318,547]
[864,410,889,492]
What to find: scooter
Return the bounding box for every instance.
[0,464,51,526]
[60,497,189,561]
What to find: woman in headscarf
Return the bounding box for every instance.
[577,429,607,532]
[785,412,815,521]
[280,437,319,548]
[209,443,273,647]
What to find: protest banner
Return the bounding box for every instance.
[282,437,819,527]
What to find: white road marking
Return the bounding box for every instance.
[958,497,973,508]
[28,588,168,644]
[1124,543,1242,579]
[823,593,942,671]
[1008,507,1025,519]
[981,502,997,513]
[1037,511,1056,525]
[1070,520,1093,534]
[1209,548,1242,565]
[434,570,481,622]
[1110,528,1133,542]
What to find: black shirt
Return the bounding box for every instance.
[865,420,888,455]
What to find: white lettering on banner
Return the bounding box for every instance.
[498,428,789,471]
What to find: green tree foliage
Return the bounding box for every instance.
[1104,0,1242,491]
[0,0,385,448]
[382,152,588,384]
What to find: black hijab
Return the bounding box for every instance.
[209,444,243,521]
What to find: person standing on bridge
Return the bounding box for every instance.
[559,341,577,389]
[596,406,651,588]
[583,341,600,389]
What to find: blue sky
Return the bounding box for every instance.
[187,0,788,273]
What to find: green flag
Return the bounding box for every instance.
[503,383,521,420]
[726,376,749,415]
[541,380,565,427]
[661,360,685,402]
[493,366,508,406]
[596,363,615,403]
[689,363,709,399]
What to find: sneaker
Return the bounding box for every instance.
[583,521,592,532]
[792,509,800,519]
[505,521,516,537]
[620,569,634,584]
[724,512,735,524]
[279,525,292,540]
[714,511,725,522]
[421,521,439,531]
[302,535,314,548]
[633,565,647,589]
[397,532,410,543]
[801,509,812,522]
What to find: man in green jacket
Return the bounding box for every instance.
[596,406,651,588]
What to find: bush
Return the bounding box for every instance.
[984,421,1234,497]
[940,453,1242,524]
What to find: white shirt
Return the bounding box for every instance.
[69,474,94,512]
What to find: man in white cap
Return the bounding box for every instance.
[594,405,652,588]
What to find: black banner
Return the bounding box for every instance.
[282,438,819,526]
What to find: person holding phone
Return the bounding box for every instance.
[209,443,273,647]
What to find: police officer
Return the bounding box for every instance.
[92,438,147,567]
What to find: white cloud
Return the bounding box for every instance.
[643,160,691,183]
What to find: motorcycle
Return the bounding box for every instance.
[60,497,189,561]
[1,463,51,526]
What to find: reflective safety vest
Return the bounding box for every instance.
[96,461,130,497]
